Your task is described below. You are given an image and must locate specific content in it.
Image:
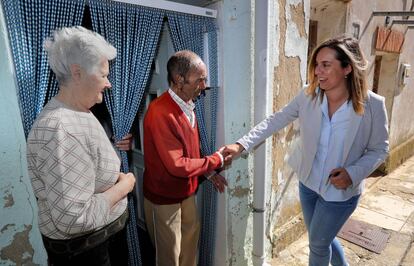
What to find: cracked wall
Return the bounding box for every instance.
[0,225,34,265]
[0,4,47,266]
[215,0,255,265]
[215,1,310,265]
[267,0,309,257]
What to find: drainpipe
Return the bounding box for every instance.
[252,0,270,265]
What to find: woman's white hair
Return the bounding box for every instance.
[44,26,116,85]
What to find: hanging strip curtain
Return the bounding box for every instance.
[167,11,219,266]
[88,1,164,265]
[2,0,85,137]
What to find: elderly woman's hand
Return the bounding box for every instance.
[118,172,136,193]
[104,172,136,208]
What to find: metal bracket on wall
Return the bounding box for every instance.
[252,207,265,213]
[372,11,414,28]
[390,19,414,26]
[372,11,414,16]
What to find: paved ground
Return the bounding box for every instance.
[271,156,414,266]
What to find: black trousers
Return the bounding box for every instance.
[46,228,129,266]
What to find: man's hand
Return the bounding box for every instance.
[209,173,228,193]
[327,168,353,190]
[218,146,232,166]
[115,133,133,151]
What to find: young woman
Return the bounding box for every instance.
[224,35,389,266]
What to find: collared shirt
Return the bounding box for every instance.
[306,94,352,201]
[168,89,196,128]
[168,89,223,171]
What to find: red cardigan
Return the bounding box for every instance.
[143,92,222,204]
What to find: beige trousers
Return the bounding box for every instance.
[144,195,200,266]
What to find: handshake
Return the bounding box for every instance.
[208,143,245,193]
[218,142,246,167]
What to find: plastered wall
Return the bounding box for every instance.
[348,0,414,168]
[215,0,309,264]
[267,0,309,256]
[0,4,47,265]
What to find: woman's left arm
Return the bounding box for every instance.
[345,97,389,187]
[41,128,125,235]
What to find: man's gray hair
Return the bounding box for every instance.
[43,26,116,85]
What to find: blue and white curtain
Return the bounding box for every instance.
[89,1,164,265]
[2,0,85,136]
[4,1,220,264]
[167,12,219,266]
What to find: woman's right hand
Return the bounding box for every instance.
[117,172,136,193]
[221,143,245,162]
[103,172,135,208]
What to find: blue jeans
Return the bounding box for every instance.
[299,182,360,266]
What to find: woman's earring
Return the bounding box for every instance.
[344,75,348,79]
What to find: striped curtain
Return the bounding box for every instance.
[167,11,220,266]
[89,1,164,265]
[2,0,85,136]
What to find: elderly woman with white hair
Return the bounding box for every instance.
[27,26,135,265]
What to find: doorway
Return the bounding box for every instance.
[372,53,399,124]
[129,21,175,228]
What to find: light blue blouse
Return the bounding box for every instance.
[306,94,352,201]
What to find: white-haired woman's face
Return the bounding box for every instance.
[78,59,111,108]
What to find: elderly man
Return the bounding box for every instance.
[143,50,227,266]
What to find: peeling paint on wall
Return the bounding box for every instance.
[0,224,15,234]
[285,123,299,143]
[3,190,15,208]
[217,0,309,264]
[230,186,251,198]
[0,225,37,266]
[0,3,47,264]
[290,2,306,38]
[272,0,303,171]
[265,0,308,257]
[219,0,256,264]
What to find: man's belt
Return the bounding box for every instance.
[42,210,129,256]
